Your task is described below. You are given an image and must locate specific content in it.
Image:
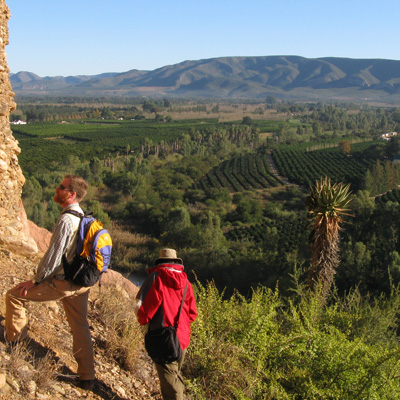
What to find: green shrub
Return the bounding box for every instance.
[185,282,400,399]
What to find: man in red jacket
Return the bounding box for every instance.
[136,248,197,400]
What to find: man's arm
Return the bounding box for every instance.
[15,280,36,297]
[136,274,163,325]
[16,217,75,298]
[33,216,74,283]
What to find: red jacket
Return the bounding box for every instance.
[136,263,197,350]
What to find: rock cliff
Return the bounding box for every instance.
[0,2,161,398]
[0,0,37,256]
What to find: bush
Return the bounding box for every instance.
[185,281,400,399]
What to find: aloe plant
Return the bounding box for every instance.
[306,176,353,295]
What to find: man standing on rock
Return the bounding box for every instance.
[136,248,197,400]
[5,174,95,391]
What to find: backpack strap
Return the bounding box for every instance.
[174,283,188,329]
[61,209,85,268]
[62,209,85,219]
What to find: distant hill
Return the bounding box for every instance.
[10,55,400,102]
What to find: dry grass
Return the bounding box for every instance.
[164,103,288,122]
[4,340,57,394]
[93,283,143,372]
[107,224,156,272]
[5,341,29,377]
[33,351,58,390]
[259,132,275,139]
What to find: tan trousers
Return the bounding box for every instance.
[155,349,187,400]
[5,278,95,380]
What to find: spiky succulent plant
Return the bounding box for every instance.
[306,176,353,294]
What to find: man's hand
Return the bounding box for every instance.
[16,280,36,297]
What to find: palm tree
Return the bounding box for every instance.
[306,177,352,295]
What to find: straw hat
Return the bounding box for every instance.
[154,248,183,265]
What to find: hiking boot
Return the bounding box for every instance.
[78,379,95,391]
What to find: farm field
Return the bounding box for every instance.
[225,214,307,254]
[195,153,284,192]
[12,119,219,170]
[11,117,288,173]
[375,188,400,205]
[194,140,381,194]
[271,147,376,190]
[13,117,383,197]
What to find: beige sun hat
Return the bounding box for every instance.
[154,248,183,265]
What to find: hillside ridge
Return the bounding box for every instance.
[10,55,400,102]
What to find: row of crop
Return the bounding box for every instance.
[225,215,307,253]
[307,151,372,179]
[195,153,283,192]
[12,120,196,172]
[375,189,400,206]
[12,119,218,140]
[272,149,371,190]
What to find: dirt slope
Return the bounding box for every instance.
[0,247,162,399]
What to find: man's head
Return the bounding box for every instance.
[54,175,88,208]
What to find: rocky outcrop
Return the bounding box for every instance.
[0,0,38,256]
[0,3,159,399]
[26,220,52,253]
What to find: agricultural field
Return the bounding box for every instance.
[14,116,385,199]
[271,148,376,190]
[194,153,284,192]
[375,188,400,205]
[193,139,383,195]
[12,119,220,171]
[12,117,288,174]
[225,214,307,254]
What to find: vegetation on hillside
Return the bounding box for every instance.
[10,98,400,398]
[186,280,400,399]
[14,99,400,296]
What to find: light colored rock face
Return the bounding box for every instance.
[0,0,38,255]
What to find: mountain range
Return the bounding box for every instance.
[9,55,400,103]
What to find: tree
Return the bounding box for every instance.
[76,164,91,182]
[32,202,44,227]
[142,100,157,113]
[338,241,371,292]
[103,170,140,198]
[241,116,252,126]
[306,177,352,296]
[85,199,111,225]
[101,107,115,119]
[385,136,400,161]
[265,96,277,105]
[312,122,322,137]
[234,199,263,224]
[388,251,400,282]
[338,140,351,154]
[45,199,60,230]
[22,176,43,202]
[160,206,192,247]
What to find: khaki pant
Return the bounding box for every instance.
[155,349,187,400]
[5,278,95,380]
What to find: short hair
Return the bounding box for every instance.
[65,174,88,202]
[154,259,181,266]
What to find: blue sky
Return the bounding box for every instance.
[5,0,400,77]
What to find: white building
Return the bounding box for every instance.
[381,132,398,140]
